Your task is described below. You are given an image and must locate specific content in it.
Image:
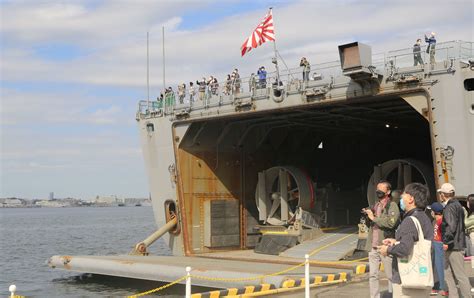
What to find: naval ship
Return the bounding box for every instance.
[49,40,474,295]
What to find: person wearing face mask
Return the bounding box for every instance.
[363,181,401,298]
[378,183,434,297]
[438,183,471,298]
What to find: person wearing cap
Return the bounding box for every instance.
[428,202,448,296]
[363,180,400,298]
[424,32,436,66]
[439,183,471,297]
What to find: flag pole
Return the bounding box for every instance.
[147,31,150,111]
[270,7,280,86]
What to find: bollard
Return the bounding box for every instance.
[305,254,310,298]
[9,285,16,298]
[185,266,192,298]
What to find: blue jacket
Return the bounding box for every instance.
[257,69,267,80]
[425,35,436,46]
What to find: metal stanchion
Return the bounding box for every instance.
[305,254,310,298]
[9,285,16,298]
[185,266,192,298]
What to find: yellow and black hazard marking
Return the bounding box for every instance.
[191,283,275,298]
[355,262,384,275]
[281,272,350,288]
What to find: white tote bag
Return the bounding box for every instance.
[397,216,434,289]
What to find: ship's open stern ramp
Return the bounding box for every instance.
[48,227,360,289]
[48,254,352,289]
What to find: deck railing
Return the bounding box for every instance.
[137,40,473,117]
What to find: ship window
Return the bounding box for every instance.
[146,123,154,132]
[464,78,474,91]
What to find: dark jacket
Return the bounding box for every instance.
[442,199,466,250]
[364,199,400,251]
[387,208,434,284]
[413,44,422,55]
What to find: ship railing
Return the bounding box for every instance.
[386,40,473,69]
[136,40,473,118]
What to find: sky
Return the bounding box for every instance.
[0,0,472,200]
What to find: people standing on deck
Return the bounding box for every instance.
[177,83,185,104]
[210,77,219,95]
[156,92,164,111]
[164,87,175,113]
[249,73,257,93]
[439,183,472,298]
[223,74,231,95]
[362,181,400,298]
[378,183,434,297]
[300,57,311,81]
[232,69,241,95]
[413,39,424,66]
[425,32,436,66]
[188,82,195,105]
[428,202,448,296]
[197,78,206,102]
[257,66,267,89]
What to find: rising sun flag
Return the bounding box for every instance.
[241,9,275,57]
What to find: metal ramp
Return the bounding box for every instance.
[280,227,359,261]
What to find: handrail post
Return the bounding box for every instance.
[9,285,16,298]
[186,266,192,298]
[305,254,310,298]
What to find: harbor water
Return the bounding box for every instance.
[0,207,197,297]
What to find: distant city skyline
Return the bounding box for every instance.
[1,0,472,199]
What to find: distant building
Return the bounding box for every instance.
[49,192,54,200]
[35,200,69,208]
[95,195,119,206]
[1,198,25,208]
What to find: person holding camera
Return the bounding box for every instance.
[300,57,311,82]
[363,181,401,298]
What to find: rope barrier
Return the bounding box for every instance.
[127,276,187,298]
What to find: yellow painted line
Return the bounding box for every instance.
[308,233,355,257]
[191,294,202,298]
[327,274,335,282]
[261,231,289,235]
[320,226,343,231]
[210,291,220,298]
[339,272,347,280]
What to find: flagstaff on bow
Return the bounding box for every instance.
[241,8,281,87]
